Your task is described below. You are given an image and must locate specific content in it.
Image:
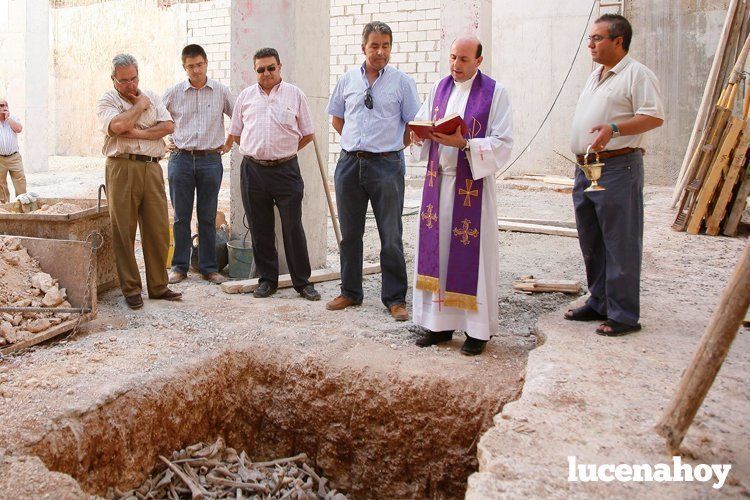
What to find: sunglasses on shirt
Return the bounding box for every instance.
[256,64,278,74]
[364,88,373,110]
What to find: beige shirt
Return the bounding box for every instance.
[96,89,173,157]
[570,55,664,155]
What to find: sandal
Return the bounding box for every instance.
[595,320,642,337]
[564,304,607,322]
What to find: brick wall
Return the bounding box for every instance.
[328,0,442,175]
[185,0,231,86]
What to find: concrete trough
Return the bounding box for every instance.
[0,198,117,294]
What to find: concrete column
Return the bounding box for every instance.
[439,0,493,76]
[23,0,49,173]
[0,0,49,174]
[229,0,330,273]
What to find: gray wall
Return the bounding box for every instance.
[492,0,730,185]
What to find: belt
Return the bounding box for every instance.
[0,152,18,157]
[177,148,220,156]
[246,154,296,167]
[576,147,643,164]
[343,149,401,158]
[115,153,162,163]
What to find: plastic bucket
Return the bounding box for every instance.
[227,239,254,278]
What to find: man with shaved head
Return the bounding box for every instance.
[410,36,513,356]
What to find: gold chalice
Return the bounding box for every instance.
[578,144,606,192]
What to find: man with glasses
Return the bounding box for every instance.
[326,21,421,321]
[96,53,182,310]
[0,98,26,203]
[163,44,235,285]
[566,14,664,336]
[226,47,320,301]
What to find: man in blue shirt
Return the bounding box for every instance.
[326,21,421,321]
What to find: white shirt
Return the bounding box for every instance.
[570,55,665,155]
[411,72,514,180]
[0,116,20,155]
[97,89,173,158]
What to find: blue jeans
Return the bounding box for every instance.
[334,151,407,307]
[168,151,223,275]
[573,151,644,326]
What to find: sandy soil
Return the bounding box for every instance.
[0,157,747,498]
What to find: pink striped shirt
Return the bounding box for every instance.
[229,81,314,160]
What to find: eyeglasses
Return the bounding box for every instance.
[184,61,206,71]
[256,64,277,74]
[587,35,616,44]
[114,75,139,85]
[364,88,373,110]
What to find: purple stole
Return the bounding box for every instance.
[416,71,495,312]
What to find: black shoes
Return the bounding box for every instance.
[253,281,277,298]
[125,294,143,310]
[415,329,454,347]
[460,334,487,356]
[299,284,321,301]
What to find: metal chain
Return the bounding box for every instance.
[0,230,103,361]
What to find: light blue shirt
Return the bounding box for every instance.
[327,64,421,153]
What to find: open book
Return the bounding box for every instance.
[408,113,468,140]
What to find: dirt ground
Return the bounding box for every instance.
[0,157,747,498]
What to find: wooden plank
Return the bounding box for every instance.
[498,220,578,238]
[672,0,740,206]
[706,132,749,235]
[655,242,750,453]
[0,319,79,355]
[687,117,744,234]
[220,264,382,295]
[512,278,581,294]
[505,175,575,187]
[724,166,750,236]
[497,217,577,229]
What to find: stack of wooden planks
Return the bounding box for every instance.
[673,0,750,236]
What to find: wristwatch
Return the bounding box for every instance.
[610,123,620,138]
[461,139,470,151]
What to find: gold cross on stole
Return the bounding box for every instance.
[427,162,438,188]
[421,203,438,229]
[458,179,479,207]
[453,218,479,246]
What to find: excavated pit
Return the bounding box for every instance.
[25,344,526,498]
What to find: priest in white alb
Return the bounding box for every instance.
[410,36,513,356]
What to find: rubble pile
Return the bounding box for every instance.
[0,236,74,347]
[112,438,347,500]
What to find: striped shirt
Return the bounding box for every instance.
[229,81,314,160]
[97,89,173,158]
[0,115,20,155]
[327,63,421,153]
[162,78,235,150]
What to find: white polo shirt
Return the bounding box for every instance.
[570,55,665,155]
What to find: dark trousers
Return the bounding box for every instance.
[334,151,407,307]
[168,151,223,275]
[573,151,644,326]
[240,156,311,292]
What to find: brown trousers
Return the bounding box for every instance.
[105,157,169,298]
[0,152,26,203]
